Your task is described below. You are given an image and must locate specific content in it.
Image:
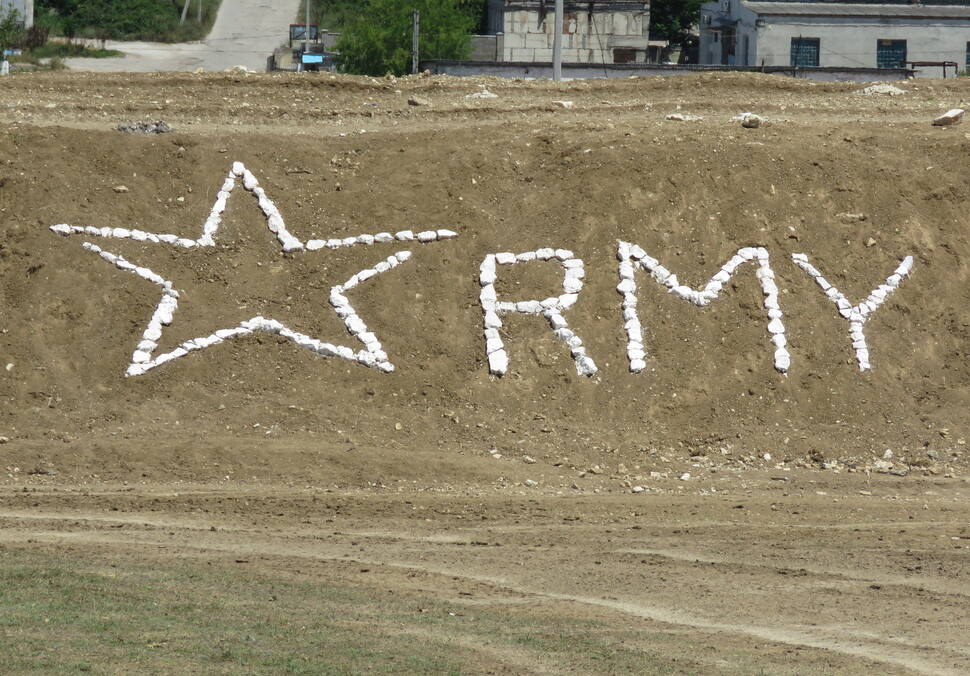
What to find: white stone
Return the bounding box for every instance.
[933,108,964,126]
[488,349,508,374]
[516,300,543,314]
[563,277,583,294]
[495,252,516,265]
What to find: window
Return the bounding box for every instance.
[790,38,820,67]
[877,39,906,69]
[965,41,970,67]
[613,48,636,63]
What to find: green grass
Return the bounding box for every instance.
[0,544,881,675]
[0,546,709,675]
[26,43,122,59]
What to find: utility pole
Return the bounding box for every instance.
[411,10,420,75]
[180,0,190,24]
[198,0,202,23]
[552,0,563,81]
[304,0,311,55]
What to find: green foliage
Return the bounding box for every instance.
[457,0,489,33]
[650,0,703,44]
[336,0,474,76]
[302,0,487,33]
[0,5,25,54]
[36,0,222,43]
[298,0,355,31]
[29,42,122,58]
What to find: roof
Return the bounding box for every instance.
[743,1,970,18]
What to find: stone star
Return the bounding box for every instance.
[49,162,457,377]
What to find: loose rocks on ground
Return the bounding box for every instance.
[858,84,906,96]
[116,120,173,134]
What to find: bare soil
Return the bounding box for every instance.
[1,71,970,673]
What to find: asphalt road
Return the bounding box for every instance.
[65,0,301,73]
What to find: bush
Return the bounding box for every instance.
[0,6,25,54]
[337,0,473,76]
[37,0,222,43]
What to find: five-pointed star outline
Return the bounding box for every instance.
[49,162,458,376]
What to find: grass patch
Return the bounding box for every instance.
[0,546,716,675]
[6,54,67,71]
[26,43,122,59]
[0,551,464,674]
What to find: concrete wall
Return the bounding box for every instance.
[756,17,970,76]
[423,59,912,81]
[470,35,501,61]
[700,0,970,77]
[699,0,759,66]
[502,4,650,63]
[1,0,33,27]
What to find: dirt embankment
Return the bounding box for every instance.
[1,72,970,486]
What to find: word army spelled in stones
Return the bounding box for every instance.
[478,243,913,377]
[48,163,915,379]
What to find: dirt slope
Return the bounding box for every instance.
[1,72,969,485]
[2,71,970,675]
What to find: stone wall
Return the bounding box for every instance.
[501,2,650,63]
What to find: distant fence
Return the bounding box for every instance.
[421,60,914,82]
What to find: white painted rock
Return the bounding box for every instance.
[933,109,964,126]
[488,349,508,374]
[740,113,764,128]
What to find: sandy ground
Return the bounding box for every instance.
[63,0,301,73]
[2,70,970,673]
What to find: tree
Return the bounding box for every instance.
[337,0,474,76]
[38,0,181,44]
[0,6,24,55]
[649,0,703,46]
[75,0,115,47]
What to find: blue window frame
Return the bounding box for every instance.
[790,38,820,67]
[877,39,906,69]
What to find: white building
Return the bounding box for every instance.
[699,1,970,77]
[1,0,33,27]
[493,0,653,64]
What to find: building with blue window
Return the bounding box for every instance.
[698,0,970,77]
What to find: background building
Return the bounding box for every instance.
[699,0,970,76]
[1,0,33,27]
[488,0,653,64]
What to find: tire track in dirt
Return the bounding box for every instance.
[4,509,968,608]
[617,547,970,599]
[0,523,962,675]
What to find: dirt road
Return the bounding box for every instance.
[64,0,300,73]
[2,70,970,673]
[2,473,969,674]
